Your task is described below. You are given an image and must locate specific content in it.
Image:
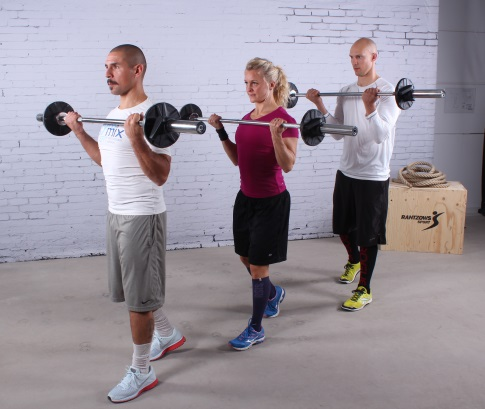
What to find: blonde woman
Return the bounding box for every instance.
[207,58,298,350]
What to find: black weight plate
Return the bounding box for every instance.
[395,78,414,110]
[287,82,299,109]
[144,102,180,148]
[179,103,203,120]
[43,101,73,136]
[300,109,325,146]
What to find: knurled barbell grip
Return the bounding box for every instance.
[55,112,143,127]
[193,116,300,130]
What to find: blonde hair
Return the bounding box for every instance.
[245,57,289,108]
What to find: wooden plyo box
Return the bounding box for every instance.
[380,181,467,254]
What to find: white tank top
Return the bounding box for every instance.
[98,99,171,215]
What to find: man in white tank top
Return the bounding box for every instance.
[64,44,185,403]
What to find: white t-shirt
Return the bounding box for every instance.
[98,98,171,215]
[325,78,401,181]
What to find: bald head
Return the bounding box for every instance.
[349,38,378,82]
[351,38,377,55]
[110,44,147,77]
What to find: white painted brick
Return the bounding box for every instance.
[329,10,346,17]
[7,213,29,221]
[417,32,439,40]
[362,11,380,18]
[0,0,439,262]
[345,11,363,17]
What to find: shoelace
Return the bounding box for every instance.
[350,288,365,302]
[238,326,251,340]
[342,263,354,278]
[119,368,137,390]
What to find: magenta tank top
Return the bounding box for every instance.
[235,107,299,198]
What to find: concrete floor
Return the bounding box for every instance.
[1,215,484,409]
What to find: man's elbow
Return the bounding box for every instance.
[154,175,168,186]
[153,159,171,186]
[151,170,169,186]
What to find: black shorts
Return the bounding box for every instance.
[332,170,389,247]
[233,190,291,266]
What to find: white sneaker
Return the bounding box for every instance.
[150,328,186,361]
[107,366,158,403]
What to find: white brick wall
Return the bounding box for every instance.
[0,0,440,262]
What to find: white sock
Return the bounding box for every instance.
[153,308,174,337]
[132,342,151,374]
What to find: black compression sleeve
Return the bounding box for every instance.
[215,127,229,142]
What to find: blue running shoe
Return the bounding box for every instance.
[264,286,285,318]
[228,320,265,351]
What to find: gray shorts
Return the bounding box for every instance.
[106,211,167,312]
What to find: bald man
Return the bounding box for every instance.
[306,38,401,311]
[64,44,185,403]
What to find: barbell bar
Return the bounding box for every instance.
[179,104,358,147]
[287,78,446,110]
[36,101,207,148]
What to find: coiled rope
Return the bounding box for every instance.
[392,161,449,188]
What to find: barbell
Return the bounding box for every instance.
[37,100,358,148]
[36,101,207,148]
[287,78,446,110]
[178,104,358,147]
